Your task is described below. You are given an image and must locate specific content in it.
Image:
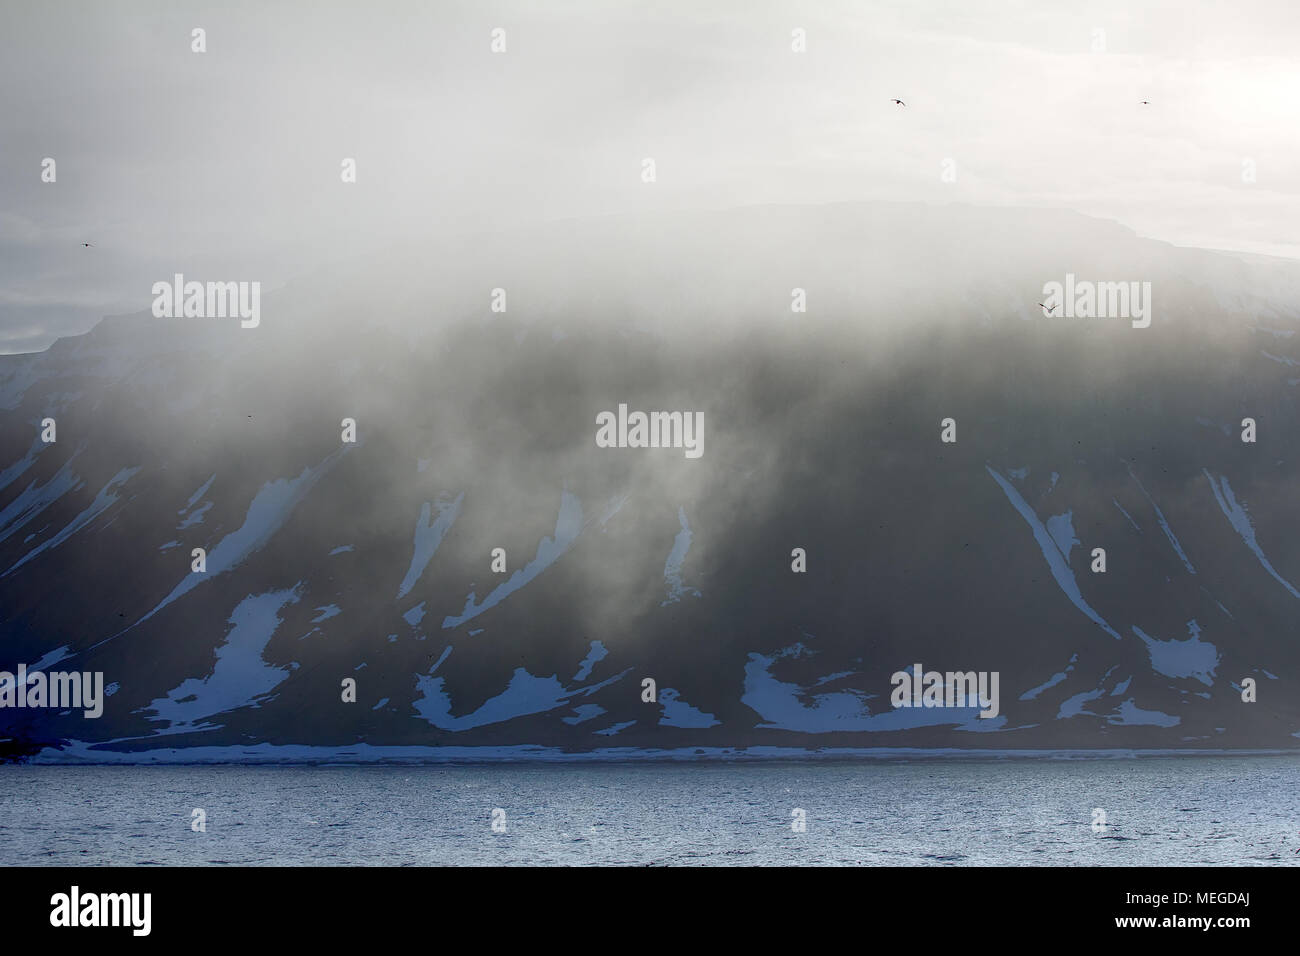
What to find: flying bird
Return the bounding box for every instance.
[1140,100,1150,105]
[891,98,906,106]
[1037,302,1057,314]
[81,242,92,247]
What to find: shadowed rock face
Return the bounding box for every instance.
[1,202,1298,760]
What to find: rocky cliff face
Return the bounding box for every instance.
[2,202,1298,760]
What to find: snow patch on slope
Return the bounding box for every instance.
[1045,511,1079,561]
[4,466,139,576]
[658,687,719,728]
[132,451,347,629]
[1112,498,1140,531]
[563,704,606,725]
[0,437,47,496]
[661,506,702,605]
[1109,699,1180,727]
[141,586,301,733]
[1020,654,1078,700]
[987,466,1121,640]
[741,648,1001,733]
[442,490,583,629]
[413,665,626,731]
[412,641,628,731]
[573,641,607,681]
[1133,622,1219,686]
[1129,468,1195,574]
[0,453,82,547]
[396,492,463,599]
[181,474,216,510]
[1204,470,1299,599]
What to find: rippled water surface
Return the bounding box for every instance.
[2,756,1298,865]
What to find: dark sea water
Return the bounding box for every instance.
[2,756,1298,865]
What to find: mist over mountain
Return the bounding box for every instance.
[2,201,1298,761]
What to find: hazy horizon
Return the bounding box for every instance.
[4,0,1300,352]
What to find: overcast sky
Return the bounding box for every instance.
[3,0,1299,352]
